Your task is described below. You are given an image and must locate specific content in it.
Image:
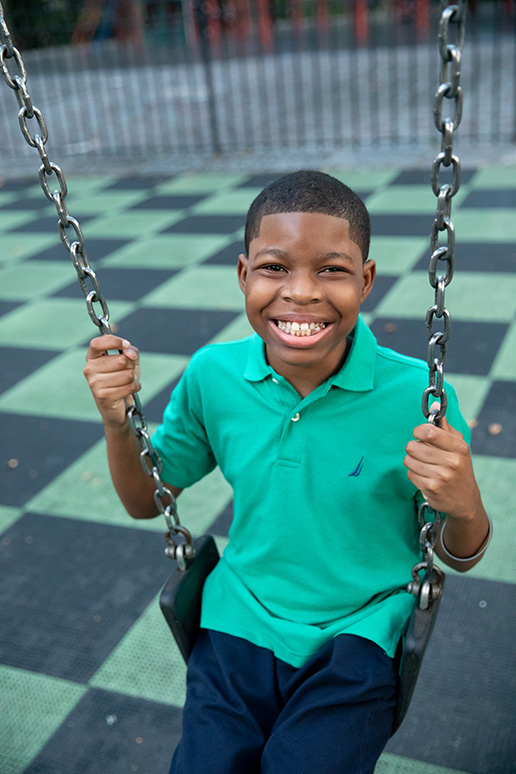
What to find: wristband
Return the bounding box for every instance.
[440,516,493,562]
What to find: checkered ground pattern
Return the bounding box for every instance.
[1,167,515,774]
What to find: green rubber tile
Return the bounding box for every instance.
[25,437,146,526]
[444,374,492,424]
[452,209,516,241]
[155,172,248,194]
[0,298,132,349]
[370,236,427,275]
[490,322,516,381]
[366,185,438,214]
[375,272,516,322]
[0,348,187,421]
[142,265,245,312]
[458,455,516,585]
[0,191,17,206]
[62,190,150,215]
[208,312,254,344]
[191,188,263,215]
[102,233,232,269]
[0,210,40,232]
[375,753,470,774]
[28,437,231,535]
[0,664,86,774]
[0,260,77,301]
[0,234,58,266]
[328,169,399,189]
[470,167,516,189]
[0,506,23,535]
[89,591,187,706]
[83,209,184,238]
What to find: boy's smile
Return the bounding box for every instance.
[238,211,375,396]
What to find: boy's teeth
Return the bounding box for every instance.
[276,320,327,337]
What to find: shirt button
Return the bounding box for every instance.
[291,413,300,422]
[272,378,279,384]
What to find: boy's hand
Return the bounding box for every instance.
[84,335,141,428]
[404,403,482,521]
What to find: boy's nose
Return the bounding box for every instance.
[281,272,322,304]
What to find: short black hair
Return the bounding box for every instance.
[244,170,370,261]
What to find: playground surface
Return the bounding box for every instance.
[1,164,516,773]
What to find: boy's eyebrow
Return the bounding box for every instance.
[253,248,355,263]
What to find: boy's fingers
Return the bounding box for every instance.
[86,335,128,358]
[86,336,138,362]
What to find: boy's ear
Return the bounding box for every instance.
[237,253,248,292]
[360,259,376,303]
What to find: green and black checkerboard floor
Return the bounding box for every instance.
[1,166,516,774]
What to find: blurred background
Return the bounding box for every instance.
[0,0,515,173]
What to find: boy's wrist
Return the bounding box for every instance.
[440,516,492,562]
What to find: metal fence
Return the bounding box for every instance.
[0,0,515,165]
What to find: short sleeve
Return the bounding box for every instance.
[151,359,217,489]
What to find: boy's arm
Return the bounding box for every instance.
[84,335,182,519]
[404,404,490,573]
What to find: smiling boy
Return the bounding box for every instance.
[84,170,490,773]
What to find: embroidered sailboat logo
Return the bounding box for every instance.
[348,456,365,477]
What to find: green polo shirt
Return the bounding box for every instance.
[152,316,469,667]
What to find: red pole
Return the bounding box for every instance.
[416,0,430,38]
[354,0,369,46]
[257,0,273,52]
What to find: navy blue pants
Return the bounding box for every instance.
[170,629,397,774]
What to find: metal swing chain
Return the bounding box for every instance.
[0,3,193,566]
[408,0,467,609]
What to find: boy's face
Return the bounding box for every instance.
[238,211,375,388]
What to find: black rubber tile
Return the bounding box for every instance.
[387,575,516,774]
[111,307,239,356]
[8,214,92,234]
[360,275,397,313]
[461,189,516,208]
[471,380,516,458]
[161,214,244,235]
[0,300,20,317]
[128,194,209,210]
[414,241,516,273]
[209,499,233,537]
[0,414,104,507]
[144,375,183,424]
[370,213,434,236]
[0,196,52,211]
[0,178,34,191]
[0,346,61,393]
[25,688,182,774]
[203,238,244,265]
[371,318,509,376]
[103,175,174,190]
[29,237,133,263]
[0,513,172,681]
[54,267,177,302]
[390,168,477,186]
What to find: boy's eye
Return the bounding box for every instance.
[262,264,286,272]
[321,266,347,273]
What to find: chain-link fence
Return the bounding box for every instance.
[1,0,515,165]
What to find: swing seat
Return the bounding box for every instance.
[160,534,220,662]
[392,570,445,734]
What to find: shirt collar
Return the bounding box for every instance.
[243,315,376,392]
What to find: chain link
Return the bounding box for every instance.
[0,2,192,563]
[408,0,467,610]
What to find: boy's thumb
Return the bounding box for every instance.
[429,401,456,435]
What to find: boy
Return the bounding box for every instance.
[84,171,490,773]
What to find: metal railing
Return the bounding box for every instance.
[0,0,514,163]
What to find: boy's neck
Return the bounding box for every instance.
[266,337,353,399]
